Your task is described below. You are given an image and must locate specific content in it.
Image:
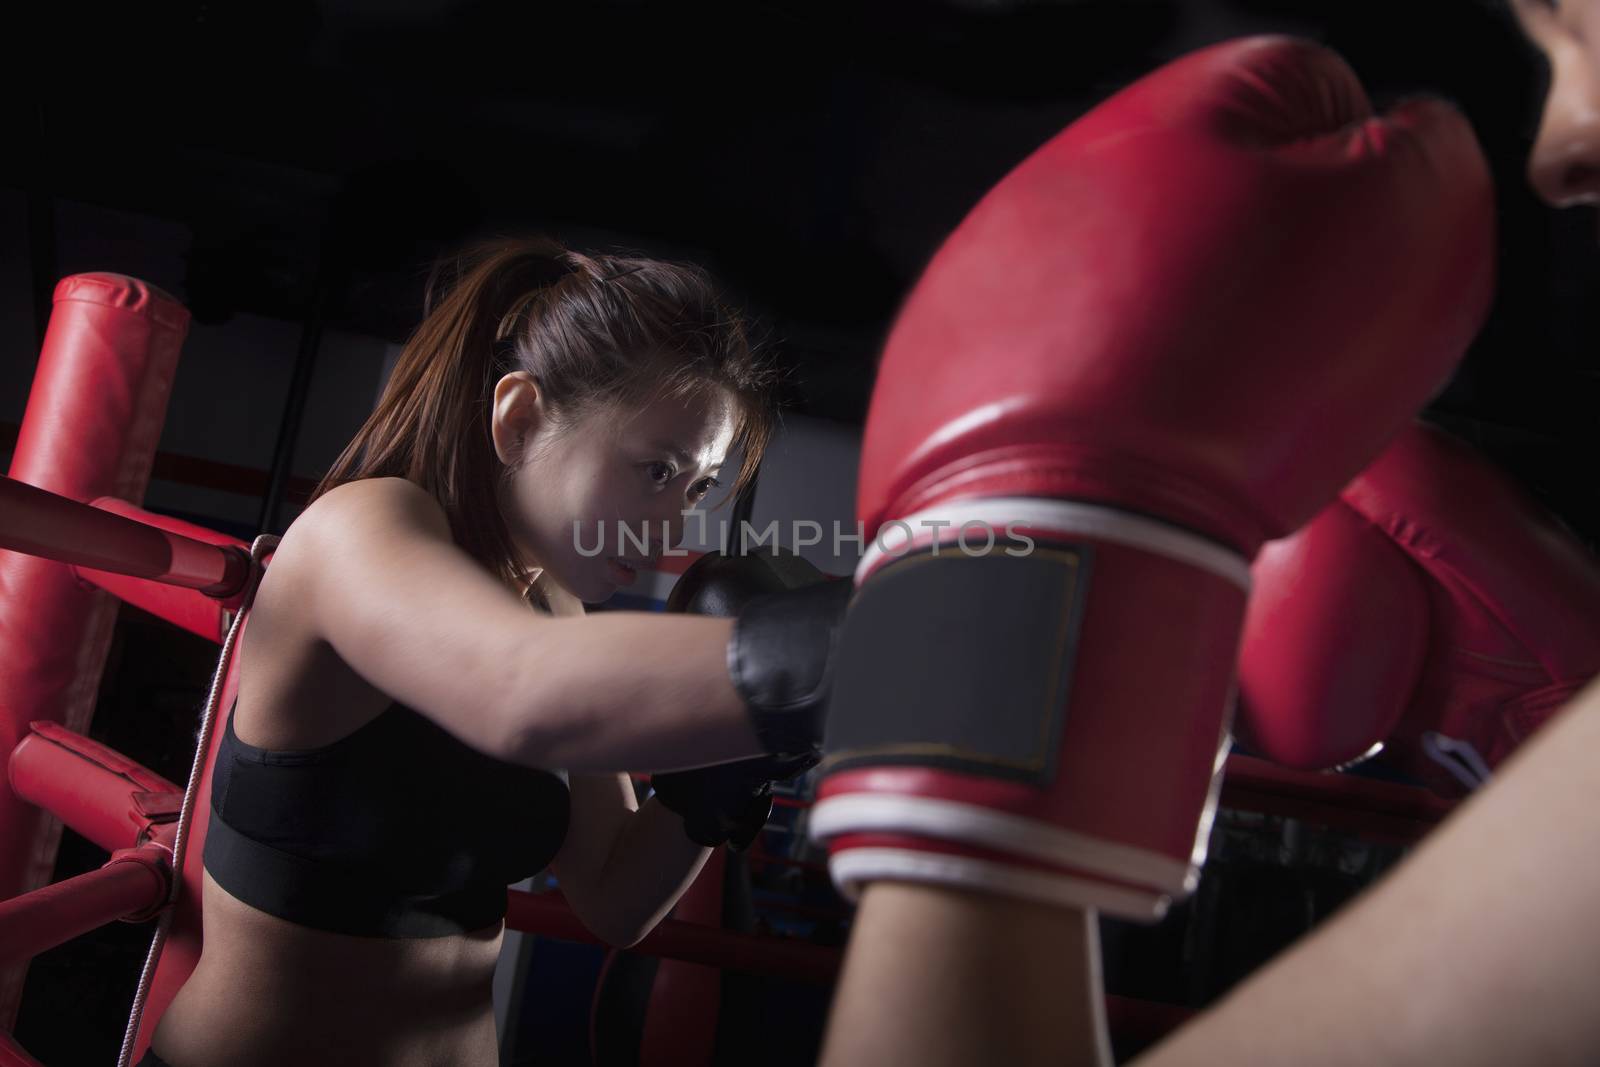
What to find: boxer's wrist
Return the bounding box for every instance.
[816,825,1174,921]
[811,530,1240,921]
[652,749,820,851]
[665,548,851,755]
[730,577,851,753]
[651,767,774,850]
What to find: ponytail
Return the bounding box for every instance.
[312,239,576,592]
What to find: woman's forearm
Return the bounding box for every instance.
[506,613,763,772]
[1136,678,1600,1066]
[585,797,713,947]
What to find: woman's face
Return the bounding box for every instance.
[490,373,736,603]
[1514,0,1600,209]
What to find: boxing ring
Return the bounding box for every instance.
[0,274,1463,1066]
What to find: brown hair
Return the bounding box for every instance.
[310,236,777,595]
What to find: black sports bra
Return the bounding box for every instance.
[203,697,570,938]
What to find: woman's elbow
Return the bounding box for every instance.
[581,905,659,950]
[602,923,653,951]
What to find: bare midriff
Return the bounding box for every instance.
[150,871,504,1066]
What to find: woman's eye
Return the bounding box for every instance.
[646,462,676,487]
[689,476,721,501]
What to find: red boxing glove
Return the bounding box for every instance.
[808,36,1494,921]
[1238,422,1600,796]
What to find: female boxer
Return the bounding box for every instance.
[821,6,1600,1065]
[143,239,841,1066]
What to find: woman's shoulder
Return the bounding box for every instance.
[300,477,444,527]
[266,478,450,609]
[283,477,452,556]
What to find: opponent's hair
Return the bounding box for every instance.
[311,236,777,596]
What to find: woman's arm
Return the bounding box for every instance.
[548,773,712,947]
[1134,677,1600,1066]
[285,476,762,772]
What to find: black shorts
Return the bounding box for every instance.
[135,1048,176,1067]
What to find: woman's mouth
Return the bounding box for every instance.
[606,557,639,587]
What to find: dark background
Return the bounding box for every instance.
[6,1,1598,1063]
[7,0,1599,539]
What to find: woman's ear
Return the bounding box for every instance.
[490,371,544,466]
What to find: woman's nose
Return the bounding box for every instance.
[1529,48,1600,208]
[651,500,687,551]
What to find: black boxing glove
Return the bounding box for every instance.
[650,749,821,851]
[668,548,850,756]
